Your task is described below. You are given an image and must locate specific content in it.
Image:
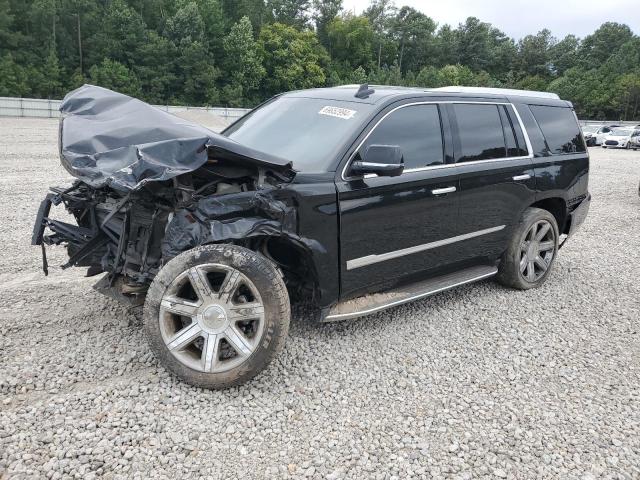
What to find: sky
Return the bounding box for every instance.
[341,0,640,40]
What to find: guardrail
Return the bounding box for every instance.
[2,96,636,127]
[0,96,251,120]
[579,120,639,127]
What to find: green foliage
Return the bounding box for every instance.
[0,53,29,96]
[265,0,311,29]
[222,16,265,105]
[89,58,142,96]
[327,13,375,75]
[0,0,638,119]
[258,22,328,95]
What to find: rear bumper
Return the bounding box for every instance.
[567,193,590,236]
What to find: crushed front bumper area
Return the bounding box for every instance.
[32,182,169,304]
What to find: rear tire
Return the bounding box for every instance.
[497,207,559,290]
[143,244,290,389]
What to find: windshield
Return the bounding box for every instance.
[223,97,374,172]
[581,125,598,133]
[610,128,633,136]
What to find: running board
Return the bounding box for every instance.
[323,265,498,322]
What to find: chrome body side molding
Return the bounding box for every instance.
[346,225,505,271]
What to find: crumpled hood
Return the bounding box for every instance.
[59,85,295,191]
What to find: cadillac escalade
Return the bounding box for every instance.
[32,84,590,389]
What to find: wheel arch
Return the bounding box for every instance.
[203,235,320,305]
[529,197,568,233]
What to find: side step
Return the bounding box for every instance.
[323,265,498,322]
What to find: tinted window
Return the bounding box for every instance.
[498,105,528,157]
[529,105,586,154]
[361,104,443,169]
[453,104,507,162]
[224,97,375,172]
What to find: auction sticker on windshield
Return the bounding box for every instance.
[318,106,357,120]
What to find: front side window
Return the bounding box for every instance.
[359,104,444,169]
[529,105,586,154]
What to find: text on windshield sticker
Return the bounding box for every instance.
[318,106,357,120]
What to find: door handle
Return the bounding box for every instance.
[432,186,456,195]
[513,174,531,181]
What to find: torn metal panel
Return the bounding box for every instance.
[162,190,304,259]
[59,85,295,191]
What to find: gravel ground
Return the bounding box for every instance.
[1,117,639,480]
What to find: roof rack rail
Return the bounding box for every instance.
[432,86,560,100]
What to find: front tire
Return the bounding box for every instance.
[497,207,559,290]
[143,244,290,389]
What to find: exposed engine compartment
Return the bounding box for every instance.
[33,157,309,305]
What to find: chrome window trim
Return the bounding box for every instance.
[341,100,534,181]
[346,225,506,270]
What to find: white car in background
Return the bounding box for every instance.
[582,125,613,146]
[602,127,636,149]
[629,129,640,150]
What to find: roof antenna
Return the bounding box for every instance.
[355,83,375,99]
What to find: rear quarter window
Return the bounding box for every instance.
[529,105,586,154]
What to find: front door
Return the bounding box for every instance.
[336,102,460,299]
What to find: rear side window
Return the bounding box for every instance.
[362,104,444,169]
[452,104,507,162]
[529,105,586,154]
[499,105,528,157]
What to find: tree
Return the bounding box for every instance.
[88,58,141,96]
[258,22,328,95]
[579,22,634,66]
[222,16,265,105]
[41,49,62,98]
[617,73,640,121]
[326,13,375,73]
[175,40,220,105]
[89,0,147,67]
[364,0,396,69]
[391,6,437,73]
[517,29,556,77]
[312,0,342,48]
[265,0,311,29]
[221,0,266,32]
[133,31,178,104]
[164,2,205,44]
[454,17,493,72]
[0,53,29,96]
[549,34,579,76]
[0,0,638,119]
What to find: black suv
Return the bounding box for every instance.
[33,84,590,389]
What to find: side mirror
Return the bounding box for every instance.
[350,144,404,177]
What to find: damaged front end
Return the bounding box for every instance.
[32,85,302,305]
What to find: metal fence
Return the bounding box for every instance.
[0,96,250,121]
[579,120,639,127]
[2,96,637,127]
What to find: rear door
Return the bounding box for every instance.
[447,102,536,263]
[336,101,460,299]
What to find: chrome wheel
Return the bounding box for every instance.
[159,263,265,373]
[519,220,556,283]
